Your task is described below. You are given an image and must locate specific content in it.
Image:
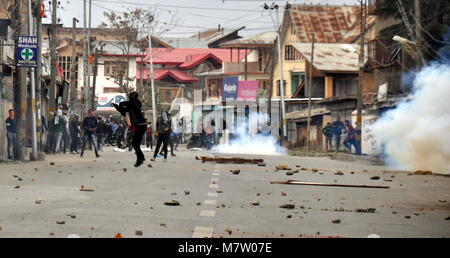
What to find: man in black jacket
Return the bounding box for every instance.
[112,91,147,167]
[70,114,81,154]
[80,109,100,158]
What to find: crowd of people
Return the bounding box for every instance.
[322,117,361,154]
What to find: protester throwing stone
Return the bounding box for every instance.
[112,91,147,167]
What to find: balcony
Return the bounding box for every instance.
[223,62,262,74]
[368,39,401,68]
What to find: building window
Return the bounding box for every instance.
[333,77,358,97]
[57,56,79,85]
[104,61,127,77]
[259,80,269,90]
[207,78,222,98]
[285,45,303,61]
[159,88,179,103]
[276,80,287,96]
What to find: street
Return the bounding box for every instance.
[0,147,449,238]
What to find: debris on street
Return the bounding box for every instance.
[354,208,376,213]
[135,230,143,236]
[276,165,291,170]
[332,219,341,224]
[370,176,380,180]
[414,170,433,175]
[280,204,295,209]
[230,169,240,174]
[196,156,264,165]
[56,220,66,225]
[80,186,95,192]
[164,200,180,206]
[271,180,390,189]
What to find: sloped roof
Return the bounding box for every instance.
[178,53,222,69]
[191,27,245,45]
[137,69,198,83]
[219,31,277,48]
[141,48,250,64]
[0,0,13,19]
[286,108,330,120]
[292,43,365,72]
[289,5,364,43]
[160,37,209,48]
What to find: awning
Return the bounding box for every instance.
[286,108,330,120]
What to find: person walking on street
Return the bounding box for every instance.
[80,109,100,158]
[152,110,171,161]
[70,114,81,154]
[343,120,360,154]
[146,122,153,150]
[46,112,55,154]
[331,117,345,153]
[5,109,17,160]
[112,91,148,167]
[322,122,334,152]
[51,110,66,154]
[96,116,107,152]
[62,111,70,154]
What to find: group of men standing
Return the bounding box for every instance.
[322,117,361,154]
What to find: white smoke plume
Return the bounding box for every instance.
[215,113,287,156]
[371,63,450,174]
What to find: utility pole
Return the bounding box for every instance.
[91,45,103,110]
[265,2,288,142]
[414,0,425,68]
[27,0,38,161]
[13,0,27,161]
[306,34,315,152]
[87,0,92,110]
[356,0,366,155]
[35,0,44,156]
[70,18,79,114]
[49,0,57,112]
[148,32,157,130]
[83,0,88,114]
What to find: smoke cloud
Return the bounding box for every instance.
[371,63,450,174]
[215,113,287,156]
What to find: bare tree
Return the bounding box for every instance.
[99,8,180,95]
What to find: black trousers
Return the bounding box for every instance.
[70,134,79,153]
[153,133,169,159]
[132,124,147,162]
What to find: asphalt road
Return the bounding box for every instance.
[0,147,449,238]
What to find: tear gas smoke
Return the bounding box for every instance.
[371,63,450,174]
[215,113,287,156]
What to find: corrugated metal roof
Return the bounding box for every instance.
[191,27,245,45]
[219,32,277,48]
[160,37,209,49]
[286,108,330,120]
[292,43,366,72]
[290,5,364,43]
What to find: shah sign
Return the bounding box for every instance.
[97,93,127,111]
[16,36,38,67]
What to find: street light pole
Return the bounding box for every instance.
[27,0,37,160]
[266,3,287,142]
[148,32,157,130]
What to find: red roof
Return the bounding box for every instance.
[179,53,222,69]
[140,48,250,65]
[137,69,198,83]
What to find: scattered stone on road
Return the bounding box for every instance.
[258,163,266,167]
[332,219,341,224]
[50,162,55,166]
[225,227,233,235]
[370,176,380,180]
[80,186,94,192]
[230,169,240,174]
[164,200,180,206]
[14,185,20,189]
[251,201,260,206]
[355,208,376,213]
[286,172,294,176]
[56,220,66,225]
[405,216,411,219]
[35,200,43,204]
[184,190,190,195]
[123,168,128,172]
[135,230,143,236]
[445,216,450,220]
[335,171,344,176]
[276,165,291,170]
[280,204,295,210]
[148,164,152,168]
[414,170,433,175]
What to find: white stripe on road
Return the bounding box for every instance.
[192,227,214,238]
[212,172,220,176]
[209,184,219,189]
[204,200,217,206]
[207,192,218,197]
[200,210,216,217]
[211,177,219,182]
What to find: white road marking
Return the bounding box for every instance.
[211,177,220,182]
[207,192,218,197]
[212,172,220,176]
[204,200,217,206]
[192,227,214,238]
[200,210,216,217]
[209,184,219,189]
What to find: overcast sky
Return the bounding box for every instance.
[46,0,359,37]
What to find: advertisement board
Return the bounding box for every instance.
[96,93,127,111]
[222,77,238,100]
[237,81,258,101]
